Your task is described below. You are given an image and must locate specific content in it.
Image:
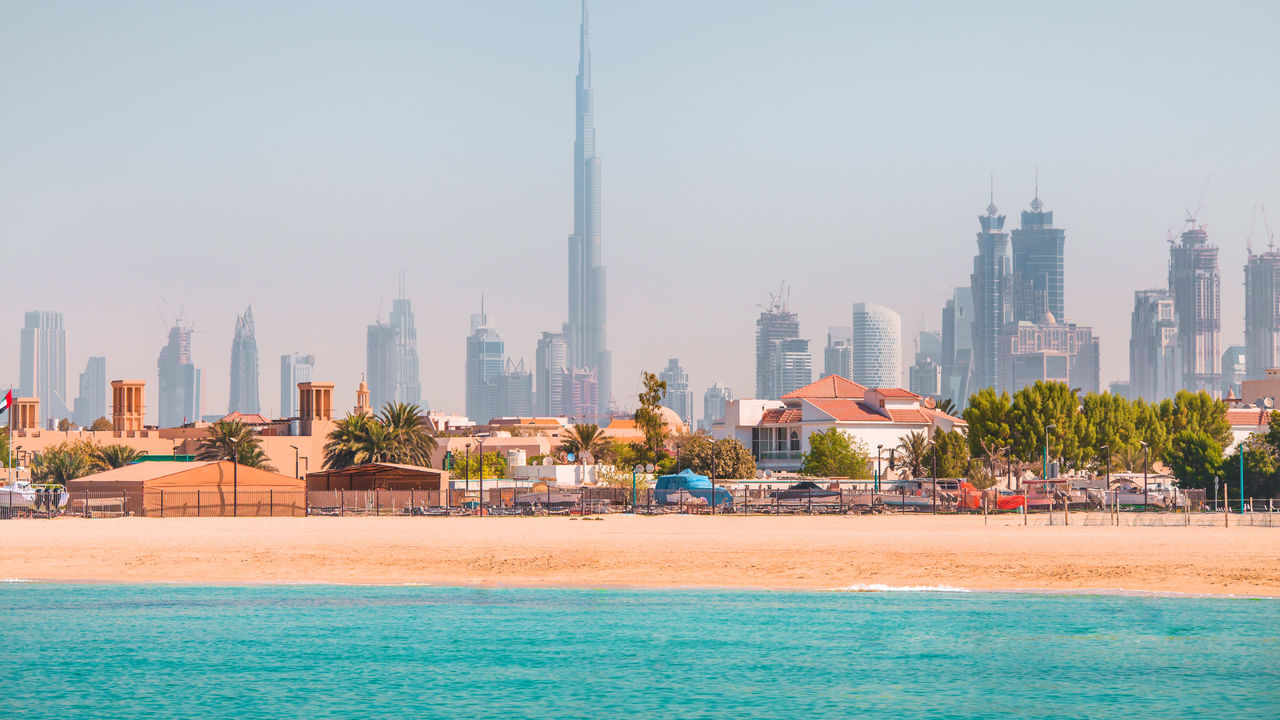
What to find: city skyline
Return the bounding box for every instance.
[3,2,1278,416]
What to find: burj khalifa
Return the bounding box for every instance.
[565,0,611,417]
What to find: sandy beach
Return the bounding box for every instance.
[1,514,1277,595]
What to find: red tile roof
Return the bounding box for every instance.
[761,408,802,424]
[220,411,272,425]
[806,399,889,422]
[1227,408,1273,426]
[886,408,931,424]
[871,388,921,398]
[781,375,868,400]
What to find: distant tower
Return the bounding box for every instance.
[1169,223,1222,394]
[852,302,902,388]
[228,305,261,415]
[1010,185,1067,323]
[1244,246,1280,379]
[535,330,569,415]
[280,353,316,418]
[969,192,1011,391]
[110,380,145,434]
[465,300,505,423]
[1129,289,1179,401]
[755,287,802,400]
[73,356,108,427]
[389,276,423,407]
[19,310,68,427]
[657,358,693,422]
[701,383,733,431]
[355,376,370,415]
[157,322,201,427]
[565,1,611,418]
[823,327,854,379]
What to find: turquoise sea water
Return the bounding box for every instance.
[3,584,1278,719]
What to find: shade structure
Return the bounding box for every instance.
[305,463,449,492]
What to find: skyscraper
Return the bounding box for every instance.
[73,356,107,427]
[774,338,812,397]
[280,353,316,418]
[497,358,534,418]
[701,383,733,431]
[908,331,943,398]
[823,326,854,379]
[1169,223,1222,394]
[852,302,902,388]
[535,330,569,416]
[1010,190,1066,324]
[465,305,505,423]
[997,320,1099,394]
[390,291,422,407]
[755,292,801,400]
[565,1,611,418]
[228,306,260,415]
[1129,289,1179,402]
[969,197,1011,391]
[19,310,68,426]
[1244,247,1280,379]
[1222,345,1247,398]
[658,358,693,422]
[941,286,973,408]
[157,322,201,427]
[365,322,397,414]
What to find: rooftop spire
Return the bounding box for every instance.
[986,172,998,216]
[1031,167,1043,211]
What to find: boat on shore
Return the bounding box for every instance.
[0,481,68,517]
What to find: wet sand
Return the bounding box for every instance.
[1,514,1276,595]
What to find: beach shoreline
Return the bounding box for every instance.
[1,514,1277,596]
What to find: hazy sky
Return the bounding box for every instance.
[4,1,1279,422]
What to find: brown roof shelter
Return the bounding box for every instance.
[66,461,304,517]
[305,463,449,492]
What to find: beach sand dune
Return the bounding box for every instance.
[2,514,1277,595]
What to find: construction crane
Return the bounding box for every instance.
[1263,204,1276,252]
[1185,173,1213,227]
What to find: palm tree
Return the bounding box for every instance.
[323,412,374,469]
[30,442,99,484]
[559,423,610,465]
[379,402,437,466]
[355,420,396,465]
[93,444,144,469]
[936,398,958,416]
[196,420,276,471]
[896,430,930,479]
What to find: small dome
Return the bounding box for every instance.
[1041,311,1057,324]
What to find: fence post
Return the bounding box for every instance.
[411,488,416,513]
[197,489,200,517]
[340,489,344,517]
[160,489,164,518]
[270,489,274,517]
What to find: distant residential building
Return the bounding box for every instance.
[73,356,107,427]
[1244,248,1280,380]
[561,367,599,420]
[497,358,534,418]
[228,306,261,415]
[465,305,505,423]
[535,330,569,416]
[1010,191,1066,325]
[713,375,966,473]
[823,327,854,380]
[755,294,802,401]
[970,197,1012,393]
[1129,289,1179,402]
[19,310,69,426]
[1109,380,1131,399]
[941,287,974,408]
[157,323,201,427]
[997,319,1099,394]
[658,358,693,422]
[280,353,316,418]
[852,302,902,388]
[1169,224,1222,395]
[701,383,733,431]
[774,338,812,398]
[1222,345,1247,399]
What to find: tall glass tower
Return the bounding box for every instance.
[969,197,1011,391]
[565,1,611,418]
[1010,192,1066,324]
[228,305,261,415]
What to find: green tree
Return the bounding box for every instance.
[608,441,646,471]
[1010,381,1087,469]
[935,398,958,416]
[323,412,374,469]
[1080,392,1138,469]
[93,444,145,469]
[559,423,611,464]
[675,435,755,479]
[29,440,102,484]
[57,418,73,431]
[450,451,508,481]
[197,420,276,470]
[634,371,669,461]
[0,433,10,468]
[1165,429,1223,491]
[1221,435,1279,498]
[962,387,1013,460]
[89,417,113,431]
[896,430,929,478]
[800,428,872,479]
[926,429,970,478]
[379,402,437,466]
[1159,391,1231,450]
[1132,399,1168,470]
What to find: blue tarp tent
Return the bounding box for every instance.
[654,469,731,506]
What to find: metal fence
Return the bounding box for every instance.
[64,490,306,518]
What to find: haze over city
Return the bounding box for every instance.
[4,0,1278,420]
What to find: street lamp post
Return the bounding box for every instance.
[290,444,300,480]
[230,438,240,517]
[876,444,883,493]
[632,464,642,512]
[465,442,472,500]
[1140,441,1149,509]
[477,438,485,516]
[930,439,937,515]
[1043,424,1056,480]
